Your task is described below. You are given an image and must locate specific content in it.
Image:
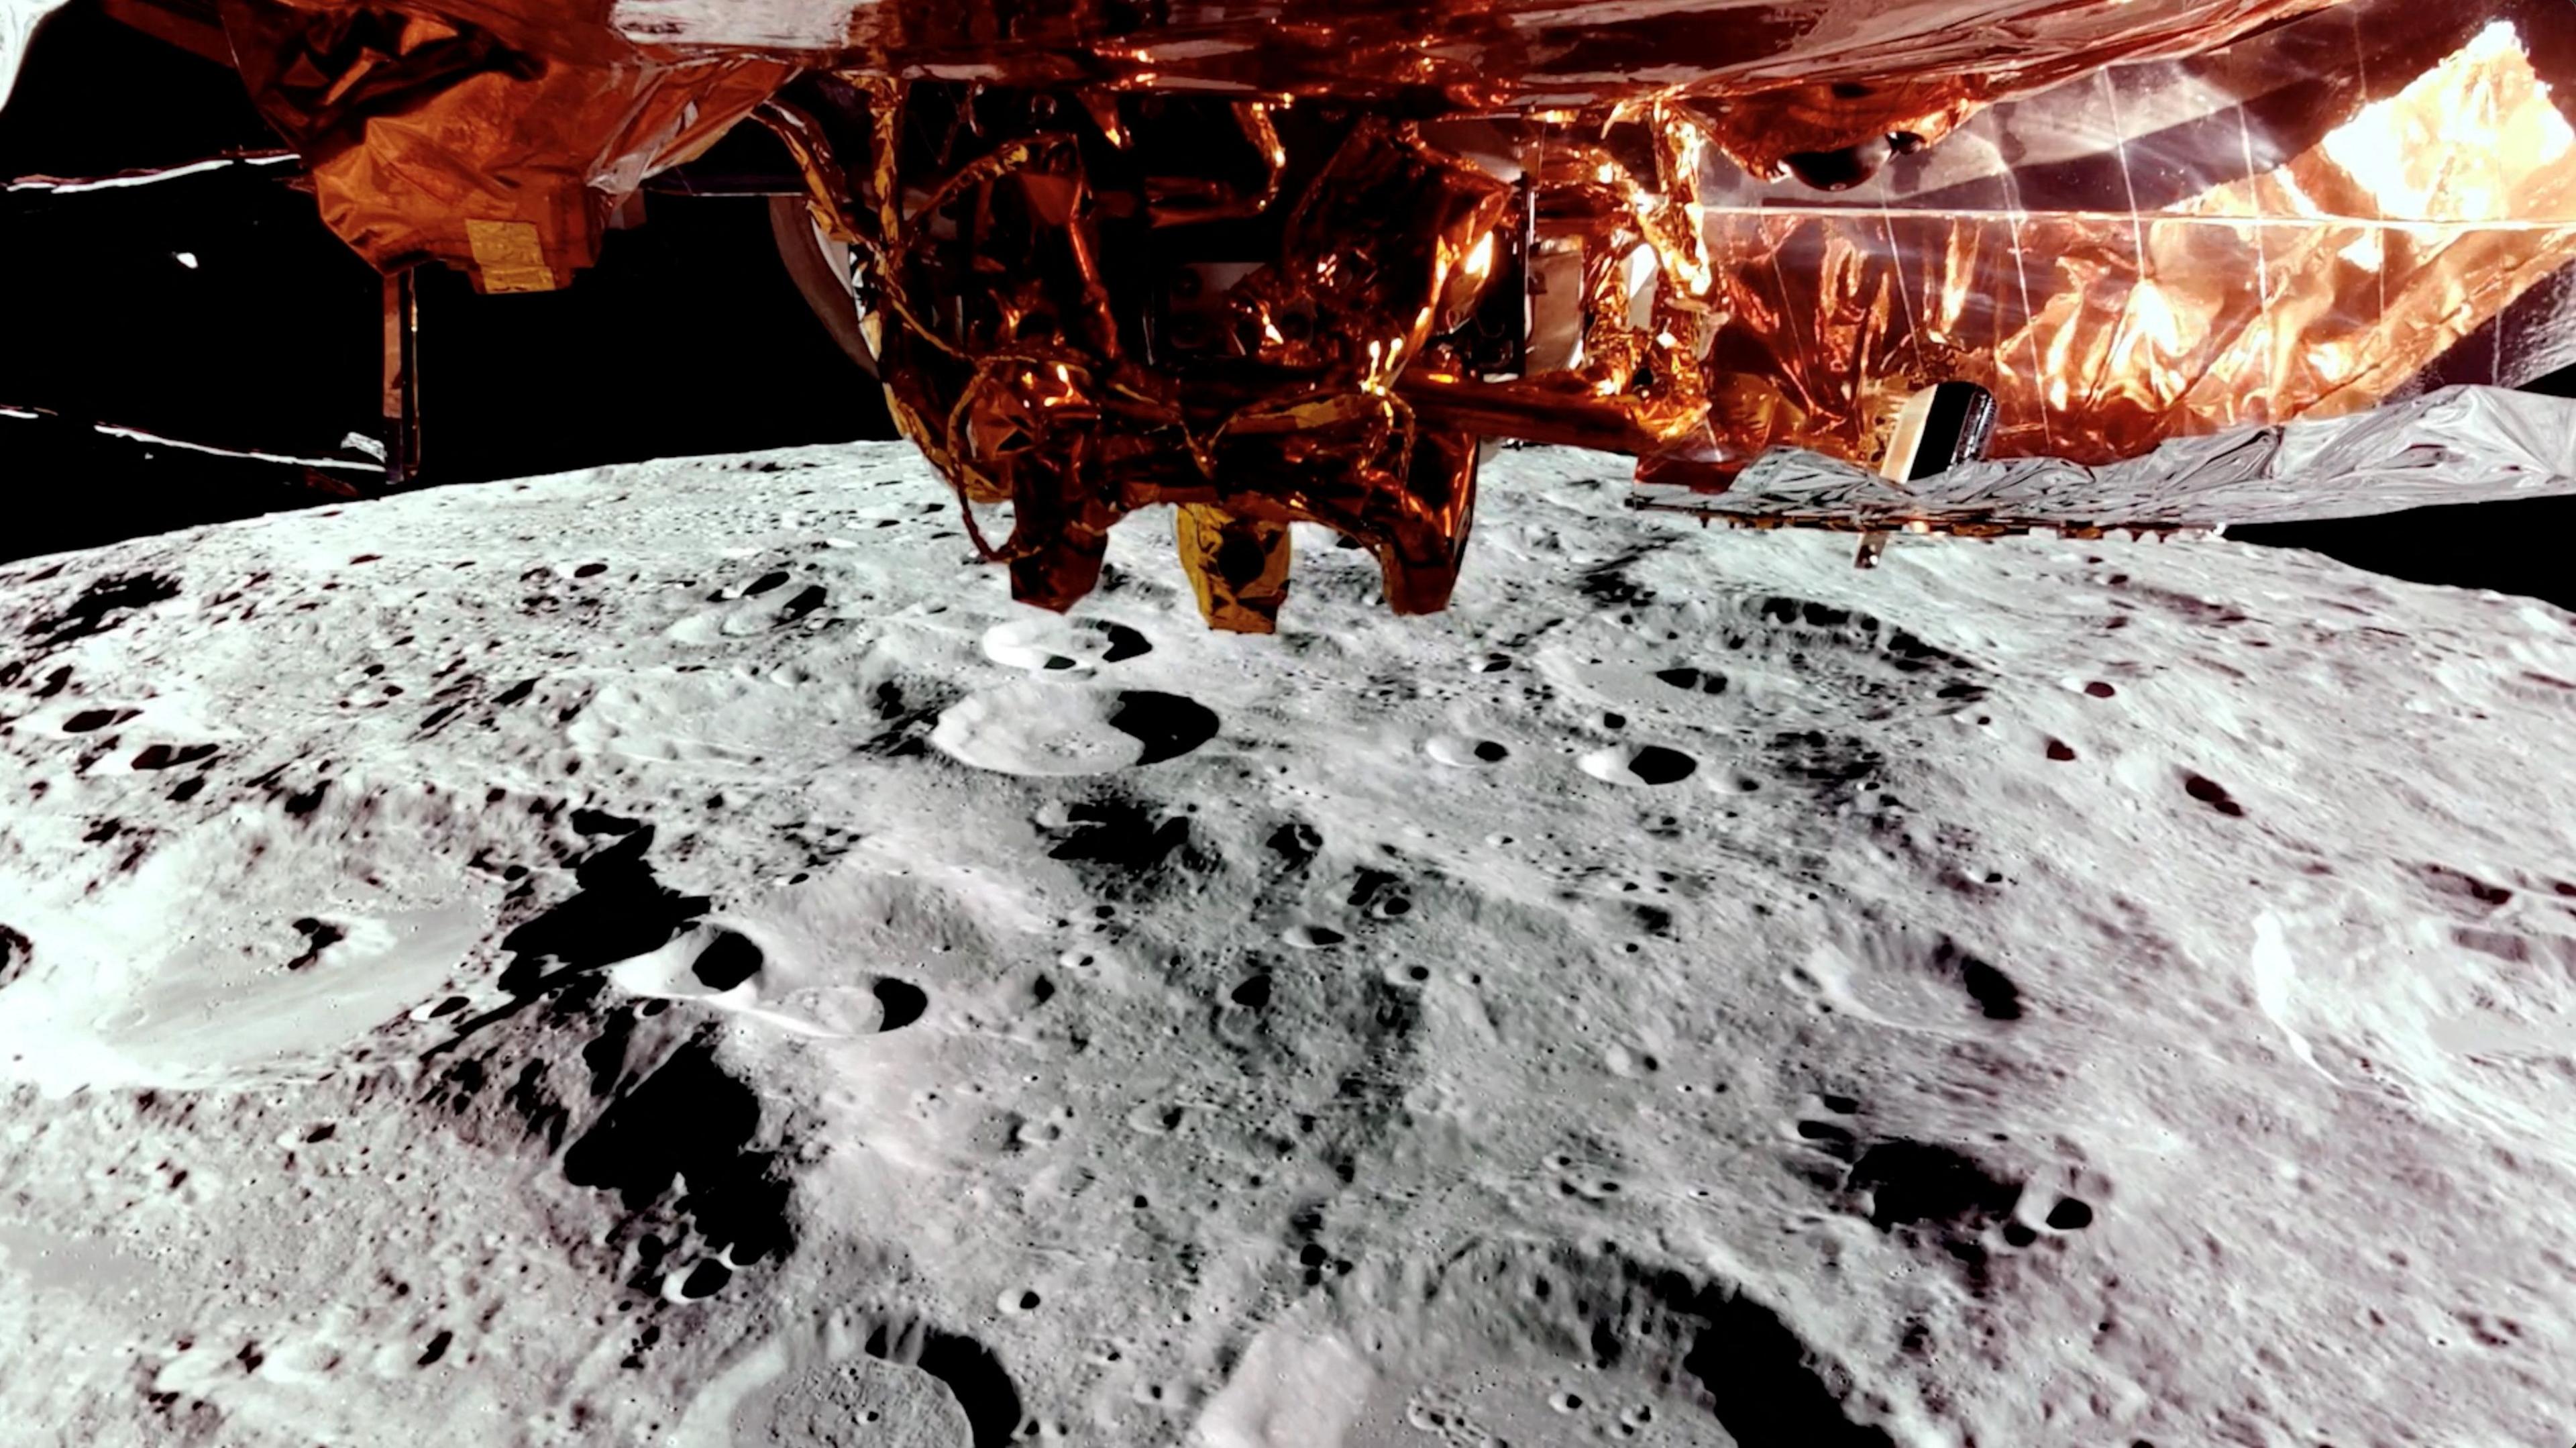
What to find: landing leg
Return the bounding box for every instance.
[1176,505,1293,633]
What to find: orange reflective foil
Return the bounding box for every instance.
[215,0,2352,291]
[195,0,2576,625]
[1683,0,2576,470]
[824,0,2353,176]
[221,0,790,291]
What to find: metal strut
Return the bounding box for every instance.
[382,268,421,486]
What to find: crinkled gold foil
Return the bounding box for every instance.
[168,0,2576,623]
[842,0,2353,176]
[220,0,791,291]
[1682,1,2576,472]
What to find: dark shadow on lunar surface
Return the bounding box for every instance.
[690,931,764,991]
[1105,690,1220,765]
[561,1032,795,1268]
[130,741,218,770]
[914,1333,1024,1448]
[493,827,712,998]
[583,1006,637,1097]
[1624,745,1698,785]
[283,917,346,972]
[1846,1140,2020,1233]
[24,572,180,645]
[1679,1288,1900,1448]
[1515,1244,1897,1446]
[429,827,711,1059]
[1096,622,1154,663]
[872,978,928,1032]
[1933,939,2025,1021]
[1040,790,1219,907]
[392,828,798,1302]
[857,1318,1026,1448]
[0,923,29,990]
[778,584,829,623]
[2182,772,2247,818]
[1045,798,1195,870]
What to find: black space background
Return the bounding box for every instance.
[3,0,2573,613]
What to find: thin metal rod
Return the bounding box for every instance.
[382,268,421,486]
[0,403,386,473]
[4,150,297,195]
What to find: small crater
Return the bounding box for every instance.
[1265,819,1323,868]
[981,615,1153,671]
[874,978,928,1032]
[743,570,792,597]
[284,918,346,972]
[1581,743,1697,786]
[1282,924,1345,949]
[1654,666,1729,695]
[931,686,1216,775]
[2420,864,2512,908]
[1426,735,1510,768]
[0,924,31,989]
[63,708,137,734]
[2045,1198,2095,1231]
[2182,772,2245,817]
[1795,1120,1858,1159]
[1934,941,2023,1022]
[777,584,828,624]
[2045,739,2077,762]
[674,1259,733,1299]
[1366,891,1413,920]
[130,743,218,771]
[690,931,763,992]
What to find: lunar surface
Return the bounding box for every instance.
[3,427,2575,1447]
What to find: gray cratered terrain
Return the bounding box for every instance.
[2,418,2574,1448]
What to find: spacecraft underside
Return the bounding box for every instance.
[11,0,2575,627]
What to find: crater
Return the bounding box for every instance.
[1581,743,1698,786]
[931,684,1217,776]
[981,615,1152,671]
